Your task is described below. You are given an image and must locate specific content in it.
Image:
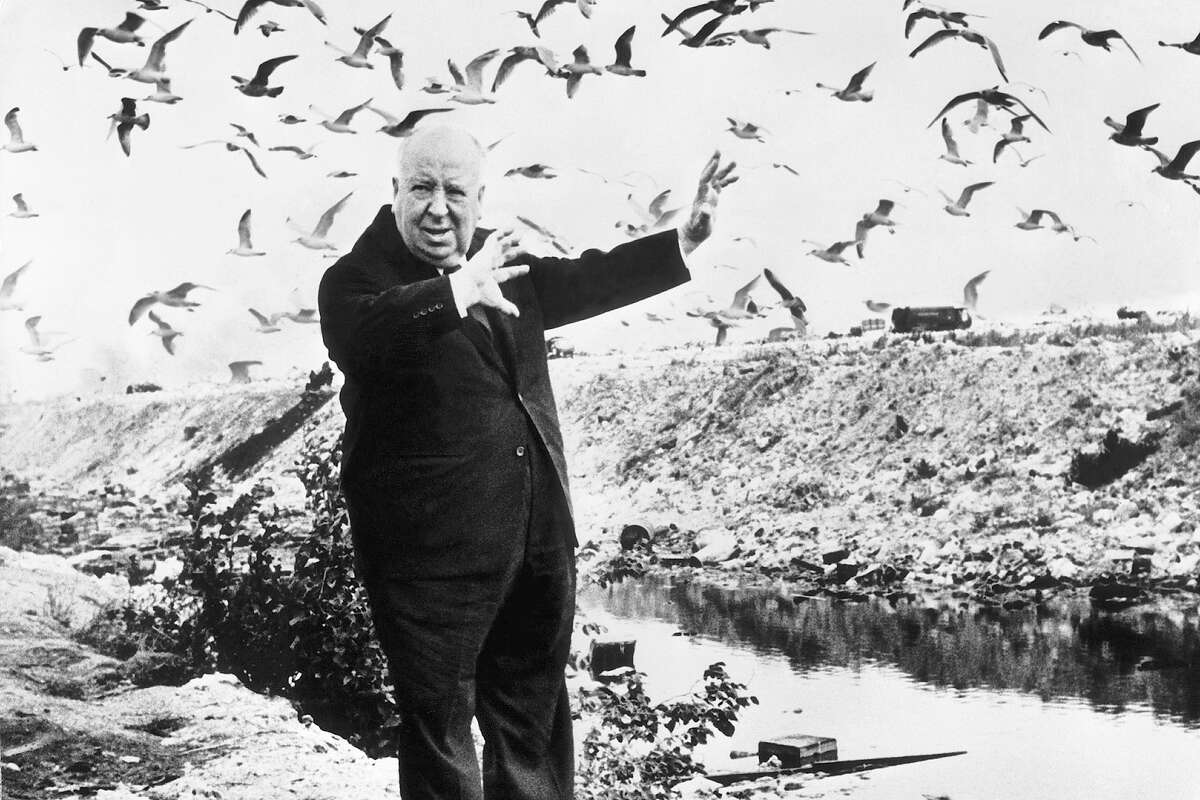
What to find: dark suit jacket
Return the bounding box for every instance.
[318,205,690,576]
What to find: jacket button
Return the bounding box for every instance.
[515,445,526,457]
[435,303,443,310]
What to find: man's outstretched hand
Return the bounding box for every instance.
[449,228,529,317]
[678,151,739,257]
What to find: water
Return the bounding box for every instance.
[578,578,1200,800]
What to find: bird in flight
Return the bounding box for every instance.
[1158,32,1200,55]
[144,77,183,104]
[1038,20,1141,62]
[904,6,980,38]
[249,308,283,333]
[605,26,646,75]
[128,283,214,325]
[1102,102,1159,147]
[147,311,183,355]
[235,0,325,35]
[1005,148,1044,168]
[1013,207,1050,230]
[706,27,815,49]
[865,300,891,313]
[449,50,502,104]
[762,268,807,331]
[288,191,353,250]
[229,360,263,383]
[927,87,1050,133]
[228,209,265,256]
[77,13,147,66]
[108,98,150,157]
[374,36,406,90]
[0,260,33,311]
[366,104,453,137]
[992,114,1032,162]
[232,54,298,97]
[126,19,194,84]
[963,98,990,133]
[492,46,560,93]
[269,142,319,159]
[804,240,857,265]
[326,14,390,69]
[962,269,989,310]
[940,181,994,216]
[9,193,38,219]
[726,118,766,141]
[617,188,682,236]
[939,118,971,166]
[515,216,572,255]
[181,139,267,178]
[3,108,38,153]
[559,46,604,99]
[505,163,558,179]
[21,316,74,361]
[816,62,876,102]
[854,199,897,257]
[909,28,1008,83]
[1144,140,1200,181]
[309,98,373,133]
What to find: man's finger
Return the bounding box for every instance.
[487,296,521,317]
[494,264,530,283]
[714,162,738,185]
[696,151,719,190]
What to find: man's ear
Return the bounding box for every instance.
[477,184,486,207]
[391,177,400,198]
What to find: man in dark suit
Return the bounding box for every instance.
[318,125,735,800]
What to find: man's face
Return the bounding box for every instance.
[393,138,484,269]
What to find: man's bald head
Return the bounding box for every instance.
[392,124,487,268]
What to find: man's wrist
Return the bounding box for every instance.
[446,270,477,317]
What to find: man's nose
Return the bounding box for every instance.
[427,189,449,216]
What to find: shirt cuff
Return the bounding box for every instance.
[446,270,471,318]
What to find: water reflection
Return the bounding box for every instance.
[582,578,1200,727]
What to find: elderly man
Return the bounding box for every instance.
[318,125,735,800]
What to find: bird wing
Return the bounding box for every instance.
[366,102,400,125]
[314,191,353,236]
[927,90,981,128]
[661,1,716,36]
[143,18,192,72]
[12,193,28,213]
[1101,115,1124,133]
[116,121,134,156]
[1100,30,1141,62]
[1003,92,1051,132]
[248,308,271,325]
[1,259,32,299]
[147,310,172,331]
[1034,208,1063,226]
[1125,102,1159,134]
[730,273,762,310]
[128,296,156,325]
[1038,20,1081,40]
[1168,139,1200,172]
[534,0,568,26]
[237,209,254,247]
[984,36,1008,82]
[565,71,582,98]
[465,49,499,91]
[300,0,327,24]
[875,199,894,216]
[683,13,729,47]
[236,0,267,31]
[845,61,876,92]
[904,8,936,38]
[334,97,372,125]
[958,181,993,206]
[909,28,960,59]
[762,267,794,301]
[447,59,465,87]
[492,50,530,92]
[963,269,990,296]
[355,14,391,58]
[940,117,960,157]
[24,316,42,349]
[647,188,673,220]
[613,25,636,66]
[239,146,267,178]
[118,12,147,32]
[120,97,139,118]
[1142,145,1170,167]
[396,107,453,131]
[1008,113,1030,134]
[4,107,24,142]
[77,28,98,66]
[250,54,297,86]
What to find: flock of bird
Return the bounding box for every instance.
[2,0,1198,375]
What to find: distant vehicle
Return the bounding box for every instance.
[546,336,576,358]
[890,306,972,333]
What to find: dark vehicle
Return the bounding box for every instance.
[890,306,972,333]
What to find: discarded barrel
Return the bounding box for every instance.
[619,521,654,550]
[589,639,636,677]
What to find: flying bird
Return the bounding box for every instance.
[687,272,766,343]
[327,170,356,178]
[9,194,38,219]
[183,0,237,21]
[449,50,502,104]
[235,0,326,35]
[1038,20,1141,62]
[269,142,318,159]
[232,54,298,97]
[904,6,978,38]
[367,104,453,137]
[107,98,150,157]
[939,117,971,166]
[706,27,815,49]
[505,163,557,179]
[326,14,390,69]
[909,28,1007,83]
[605,26,646,75]
[1158,32,1200,55]
[147,311,183,355]
[559,46,603,98]
[77,13,147,66]
[854,199,897,257]
[229,360,263,383]
[228,209,265,256]
[661,1,772,39]
[963,98,990,133]
[962,269,989,310]
[126,19,193,84]
[726,118,766,141]
[492,46,560,92]
[0,260,33,311]
[992,114,1032,162]
[940,181,994,216]
[259,21,285,36]
[515,215,572,255]
[816,62,875,102]
[1102,102,1159,147]
[229,122,260,147]
[865,300,891,313]
[927,87,1050,132]
[804,240,857,265]
[21,316,73,361]
[374,36,406,90]
[3,108,37,153]
[1006,148,1044,167]
[1144,140,1200,181]
[309,98,373,133]
[181,139,267,178]
[128,283,213,325]
[618,188,682,236]
[288,191,353,249]
[144,77,183,104]
[762,267,807,331]
[249,308,282,333]
[279,113,306,124]
[279,308,319,324]
[1013,207,1050,230]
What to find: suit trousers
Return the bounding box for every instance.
[344,437,576,800]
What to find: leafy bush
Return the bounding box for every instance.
[575,662,757,800]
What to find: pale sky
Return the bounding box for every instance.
[2,0,1199,398]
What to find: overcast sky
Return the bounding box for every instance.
[2,0,1199,398]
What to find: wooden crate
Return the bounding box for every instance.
[758,734,838,768]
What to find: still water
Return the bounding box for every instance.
[578,578,1200,800]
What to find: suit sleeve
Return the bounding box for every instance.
[318,260,463,381]
[526,229,691,330]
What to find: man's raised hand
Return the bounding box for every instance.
[454,228,530,317]
[678,151,739,257]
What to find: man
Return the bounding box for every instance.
[317,124,735,800]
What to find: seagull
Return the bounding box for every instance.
[559,46,603,99]
[128,283,214,324]
[687,273,766,343]
[42,48,75,72]
[249,308,282,332]
[422,76,454,94]
[144,77,183,104]
[1006,148,1044,167]
[854,199,897,257]
[136,0,171,10]
[182,0,237,21]
[1144,140,1200,181]
[1038,20,1141,62]
[327,14,390,69]
[0,260,33,311]
[940,181,993,216]
[939,118,971,166]
[804,240,857,265]
[21,316,73,361]
[288,191,353,249]
[505,163,557,179]
[228,360,262,383]
[232,54,297,97]
[885,179,927,197]
[515,215,572,254]
[1036,209,1093,241]
[278,113,306,124]
[235,0,326,35]
[449,50,501,104]
[374,36,406,90]
[706,27,815,49]
[904,6,978,38]
[3,108,37,153]
[574,167,637,187]
[9,194,38,219]
[279,308,319,324]
[1102,102,1159,147]
[661,1,772,40]
[310,98,373,133]
[927,87,1050,132]
[147,311,183,355]
[367,104,453,137]
[126,19,193,84]
[909,28,1007,83]
[605,26,646,75]
[865,300,891,313]
[228,209,265,256]
[492,46,560,92]
[107,98,150,157]
[962,269,989,310]
[181,139,267,178]
[617,188,682,235]
[89,52,130,78]
[268,142,318,158]
[661,12,733,48]
[229,122,260,147]
[259,20,285,36]
[327,170,356,178]
[1013,207,1049,230]
[992,114,1032,162]
[727,118,766,141]
[762,268,807,331]
[78,13,147,66]
[963,98,990,133]
[1158,32,1200,55]
[816,62,875,102]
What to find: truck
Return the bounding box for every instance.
[890,306,972,334]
